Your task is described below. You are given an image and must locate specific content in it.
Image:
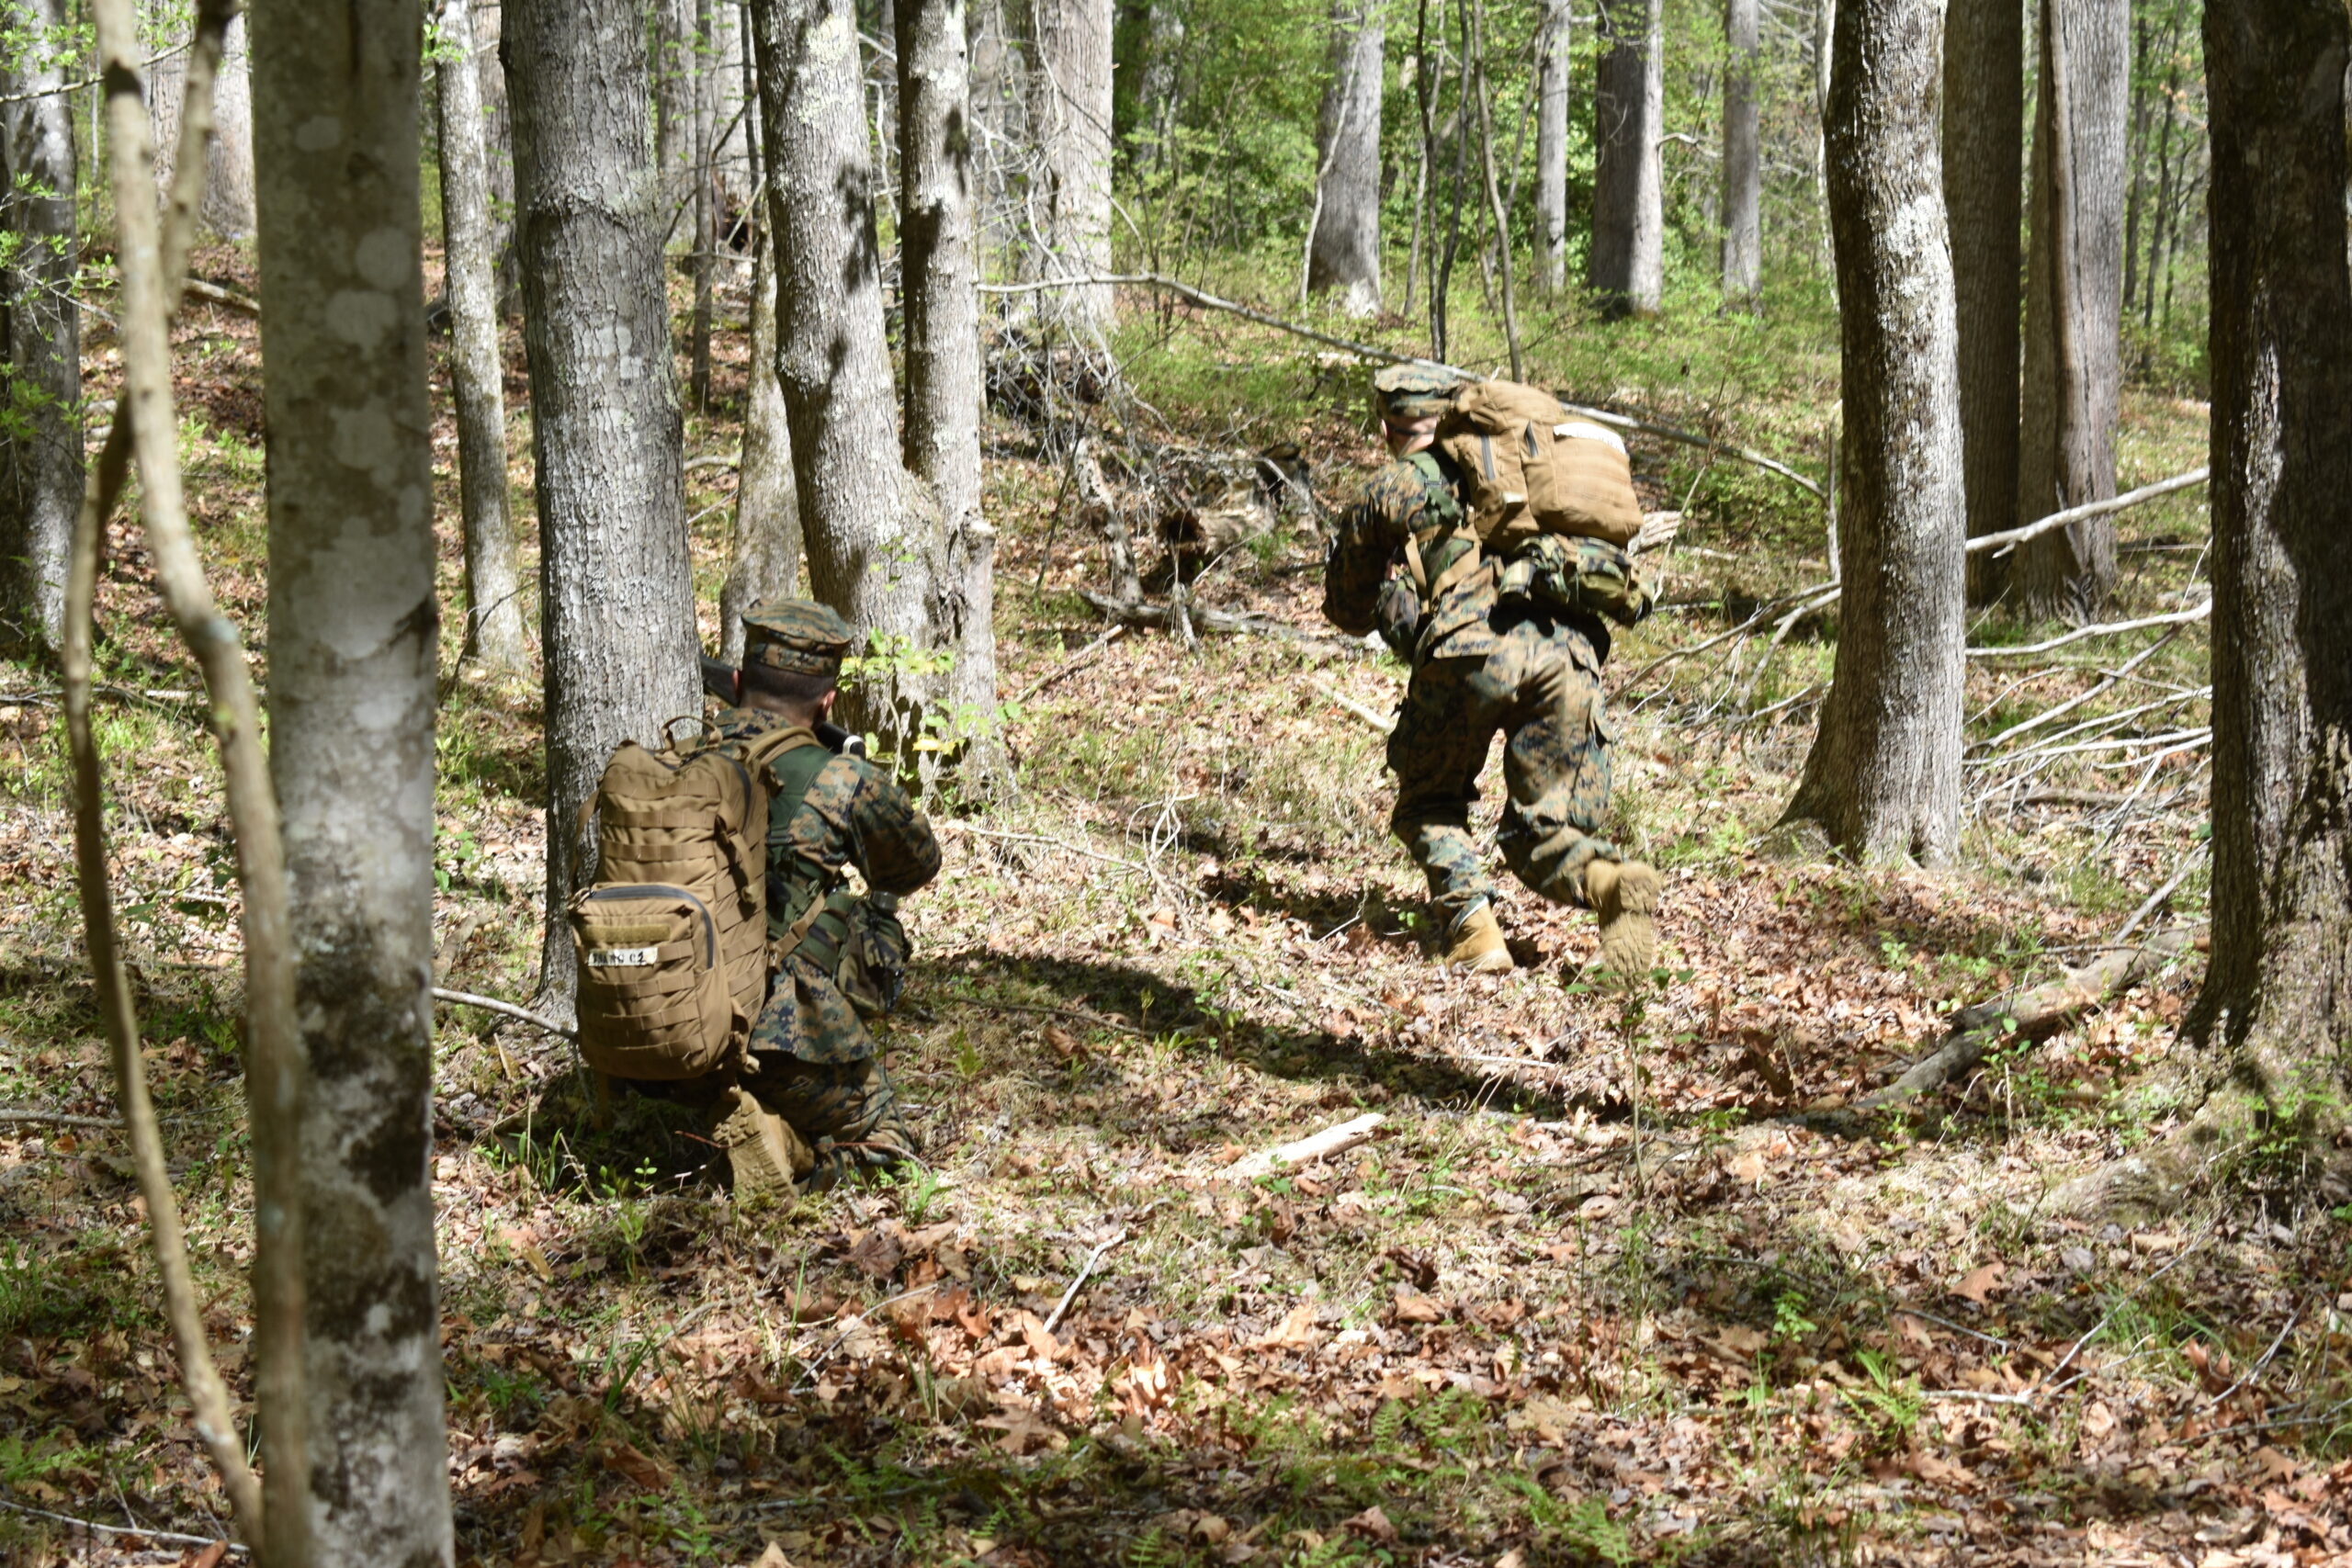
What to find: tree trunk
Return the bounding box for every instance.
[471,1,522,314]
[504,0,701,1003]
[719,220,799,663]
[205,15,255,237]
[1589,0,1662,319]
[2064,0,2352,1221]
[1133,0,1183,175]
[1028,0,1115,333]
[1944,0,2023,604]
[247,3,453,1562]
[1306,0,1382,317]
[898,0,998,748]
[654,0,695,210]
[690,0,716,410]
[1719,0,1760,308]
[436,0,526,676]
[2196,0,2352,1138]
[0,0,79,654]
[1533,0,1568,294]
[1779,0,1965,866]
[2015,0,2127,621]
[749,0,947,743]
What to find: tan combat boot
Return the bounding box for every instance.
[712,1085,814,1205]
[1443,904,1515,974]
[1585,860,1662,978]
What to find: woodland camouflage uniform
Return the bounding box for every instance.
[712,602,942,1180]
[1325,367,1657,969]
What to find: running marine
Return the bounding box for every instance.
[1323,364,1663,976]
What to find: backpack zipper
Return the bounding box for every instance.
[584,883,717,966]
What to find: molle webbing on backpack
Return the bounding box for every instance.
[569,724,822,1081]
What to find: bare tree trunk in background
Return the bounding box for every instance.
[1533,0,1568,294]
[504,0,701,1005]
[205,15,254,237]
[1589,0,1662,318]
[2015,0,2126,621]
[471,2,521,314]
[436,0,526,676]
[1720,0,1760,308]
[2064,0,2352,1221]
[1133,0,1183,175]
[148,6,257,240]
[750,0,948,744]
[1944,0,2023,604]
[691,0,716,409]
[0,0,79,653]
[1306,0,1382,317]
[711,1,752,213]
[719,221,799,663]
[1812,0,1833,269]
[248,4,453,1559]
[1029,0,1115,333]
[899,0,998,752]
[1780,0,1964,866]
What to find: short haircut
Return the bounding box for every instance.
[741,660,837,706]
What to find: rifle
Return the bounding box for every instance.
[700,655,865,756]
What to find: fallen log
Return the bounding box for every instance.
[1077,588,1361,649]
[1228,1112,1386,1179]
[1861,928,2197,1107]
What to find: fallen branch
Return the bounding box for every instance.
[0,1108,122,1130]
[1015,625,1125,703]
[1317,682,1396,735]
[1968,601,2211,660]
[432,987,578,1042]
[182,277,258,318]
[978,272,1827,500]
[0,1495,243,1554]
[1861,928,2197,1107]
[2112,848,2210,947]
[1077,587,1357,648]
[944,998,1152,1037]
[1965,468,2210,558]
[1227,1111,1387,1179]
[943,821,1151,877]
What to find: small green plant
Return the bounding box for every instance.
[1841,1348,1924,1450]
[1772,1291,1818,1344]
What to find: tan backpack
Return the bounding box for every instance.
[568,726,820,1081]
[1436,381,1644,552]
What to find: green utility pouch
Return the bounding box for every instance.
[1499,533,1655,629]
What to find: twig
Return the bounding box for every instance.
[2202,1300,2304,1413]
[0,1109,122,1130]
[1968,601,2211,660]
[1042,1230,1126,1336]
[1015,625,1125,703]
[0,1495,242,1552]
[2044,1232,2209,1389]
[1969,632,2185,752]
[432,987,579,1042]
[1228,1112,1387,1179]
[1894,1308,2013,1353]
[182,277,258,318]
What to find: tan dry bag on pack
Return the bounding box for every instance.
[1436,380,1643,552]
[567,726,820,1081]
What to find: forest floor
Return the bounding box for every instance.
[4,257,2341,1567]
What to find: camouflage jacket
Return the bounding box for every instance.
[710,707,943,1063]
[1323,449,1646,667]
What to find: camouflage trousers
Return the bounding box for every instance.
[742,1051,918,1155]
[1387,610,1625,933]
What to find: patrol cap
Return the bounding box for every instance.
[1373,363,1463,423]
[741,598,854,677]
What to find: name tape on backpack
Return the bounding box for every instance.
[587,946,659,969]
